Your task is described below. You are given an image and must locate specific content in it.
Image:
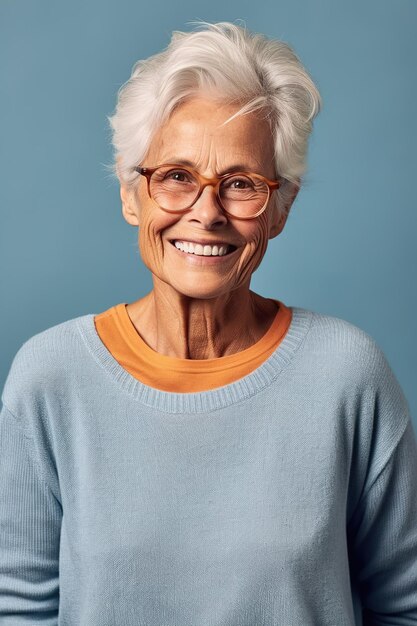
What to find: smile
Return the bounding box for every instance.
[168,240,239,264]
[171,240,236,256]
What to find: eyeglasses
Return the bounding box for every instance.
[133,163,281,220]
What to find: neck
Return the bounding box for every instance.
[125,279,279,359]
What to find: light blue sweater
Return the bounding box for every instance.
[1,306,417,625]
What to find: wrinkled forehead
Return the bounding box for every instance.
[144,96,276,175]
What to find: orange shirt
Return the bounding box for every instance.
[94,300,292,393]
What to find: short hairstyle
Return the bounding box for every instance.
[108,21,321,216]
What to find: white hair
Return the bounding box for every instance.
[108,20,322,216]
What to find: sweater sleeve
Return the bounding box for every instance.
[0,403,61,623]
[347,408,417,624]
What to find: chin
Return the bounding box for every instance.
[167,276,233,300]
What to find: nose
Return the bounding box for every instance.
[186,185,228,228]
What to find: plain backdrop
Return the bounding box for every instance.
[1,0,416,423]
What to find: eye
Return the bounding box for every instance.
[222,176,256,190]
[163,169,194,183]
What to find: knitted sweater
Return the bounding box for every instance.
[1,305,416,625]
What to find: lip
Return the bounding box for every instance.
[167,239,240,265]
[168,238,237,248]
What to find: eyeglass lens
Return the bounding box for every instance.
[149,166,269,218]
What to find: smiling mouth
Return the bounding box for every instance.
[169,240,238,256]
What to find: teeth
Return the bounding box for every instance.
[174,241,230,256]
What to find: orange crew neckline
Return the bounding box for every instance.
[94,300,292,391]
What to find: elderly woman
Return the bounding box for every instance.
[1,21,416,626]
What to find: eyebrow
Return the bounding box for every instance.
[161,158,261,176]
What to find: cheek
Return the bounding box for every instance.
[233,215,270,280]
[137,209,176,268]
[239,215,270,260]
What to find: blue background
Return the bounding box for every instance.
[1,0,416,423]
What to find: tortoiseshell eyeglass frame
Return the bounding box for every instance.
[133,163,282,220]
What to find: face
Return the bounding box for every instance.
[120,96,296,300]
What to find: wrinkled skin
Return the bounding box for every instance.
[120,96,299,359]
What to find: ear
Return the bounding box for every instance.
[117,155,140,227]
[269,181,300,239]
[120,183,140,227]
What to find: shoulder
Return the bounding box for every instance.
[296,307,395,386]
[294,305,410,421]
[307,308,380,354]
[296,307,411,465]
[299,304,411,434]
[5,313,88,371]
[1,313,93,420]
